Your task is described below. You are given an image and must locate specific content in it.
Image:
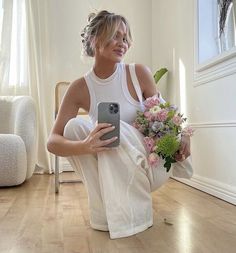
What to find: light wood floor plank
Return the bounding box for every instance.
[0,173,235,253]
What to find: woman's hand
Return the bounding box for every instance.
[175,135,191,162]
[82,123,118,154]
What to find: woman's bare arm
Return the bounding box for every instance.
[47,78,116,157]
[134,64,159,99]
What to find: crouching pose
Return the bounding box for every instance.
[47,10,193,239]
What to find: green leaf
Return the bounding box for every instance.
[164,161,172,172]
[167,110,175,120]
[154,68,168,84]
[164,156,177,172]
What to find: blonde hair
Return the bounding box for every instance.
[81,10,132,57]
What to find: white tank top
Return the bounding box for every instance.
[84,62,144,124]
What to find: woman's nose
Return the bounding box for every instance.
[117,40,125,48]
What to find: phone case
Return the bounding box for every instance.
[97,102,120,147]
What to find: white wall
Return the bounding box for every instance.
[47,0,152,84]
[152,0,236,204]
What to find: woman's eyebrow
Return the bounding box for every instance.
[116,30,127,36]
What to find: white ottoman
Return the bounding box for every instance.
[0,134,27,186]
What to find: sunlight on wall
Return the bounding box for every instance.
[179,58,187,115]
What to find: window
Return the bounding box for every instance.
[198,0,236,64]
[0,0,28,91]
[195,0,236,84]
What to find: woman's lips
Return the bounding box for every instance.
[114,50,123,56]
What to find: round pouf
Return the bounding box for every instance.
[0,134,27,186]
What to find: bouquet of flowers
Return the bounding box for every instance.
[133,94,194,172]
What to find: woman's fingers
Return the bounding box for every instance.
[175,136,191,161]
[85,123,118,152]
[92,136,118,148]
[90,123,112,135]
[94,125,115,139]
[89,137,118,154]
[175,152,184,161]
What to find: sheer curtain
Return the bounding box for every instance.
[0,0,54,173]
[0,0,28,95]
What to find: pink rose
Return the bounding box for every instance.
[172,115,183,126]
[156,109,168,122]
[148,152,160,167]
[144,95,160,109]
[144,111,153,121]
[182,126,194,137]
[143,137,155,152]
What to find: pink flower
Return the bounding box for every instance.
[148,152,160,167]
[143,137,155,152]
[182,126,194,137]
[144,111,153,121]
[156,109,168,122]
[144,95,160,109]
[172,115,183,126]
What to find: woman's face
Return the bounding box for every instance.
[96,21,129,62]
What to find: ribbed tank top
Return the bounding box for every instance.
[84,62,144,125]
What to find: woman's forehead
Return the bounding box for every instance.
[116,21,127,34]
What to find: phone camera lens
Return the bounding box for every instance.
[109,103,118,114]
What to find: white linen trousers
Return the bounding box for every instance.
[63,117,193,239]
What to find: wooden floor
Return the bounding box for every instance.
[0,172,236,253]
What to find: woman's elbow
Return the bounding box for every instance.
[47,137,56,154]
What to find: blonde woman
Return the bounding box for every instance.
[47,10,192,239]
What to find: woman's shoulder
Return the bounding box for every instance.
[126,63,153,84]
[65,77,88,100]
[68,77,87,91]
[125,63,157,98]
[125,63,152,77]
[63,77,90,109]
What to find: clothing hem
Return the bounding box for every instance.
[109,220,153,239]
[90,222,109,231]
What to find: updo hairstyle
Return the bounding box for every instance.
[81,10,132,57]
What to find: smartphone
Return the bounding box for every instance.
[97,102,120,147]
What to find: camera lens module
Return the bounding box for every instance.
[109,103,118,114]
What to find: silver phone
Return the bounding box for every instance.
[97,102,120,147]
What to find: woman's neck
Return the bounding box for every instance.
[93,59,118,79]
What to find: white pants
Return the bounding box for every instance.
[63,117,193,239]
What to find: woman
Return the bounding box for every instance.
[47,10,192,239]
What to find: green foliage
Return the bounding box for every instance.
[164,156,177,172]
[156,134,180,157]
[153,68,168,84]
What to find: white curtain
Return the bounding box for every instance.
[0,0,54,173]
[0,0,28,95]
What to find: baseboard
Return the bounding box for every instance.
[172,175,236,205]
